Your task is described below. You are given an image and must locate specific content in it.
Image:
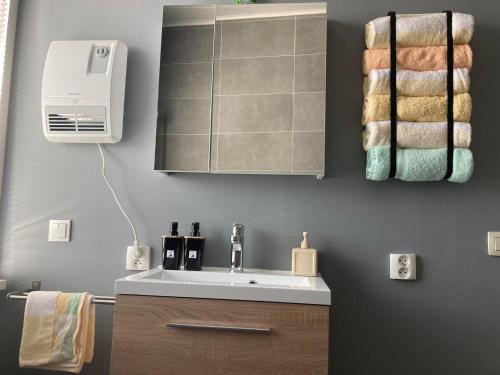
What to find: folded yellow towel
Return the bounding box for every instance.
[365,13,474,49]
[362,121,471,150]
[362,45,473,75]
[19,291,95,373]
[362,93,472,125]
[363,68,470,97]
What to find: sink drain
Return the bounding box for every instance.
[248,280,257,285]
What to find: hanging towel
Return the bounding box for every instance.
[365,12,474,49]
[363,68,470,97]
[362,121,471,150]
[362,93,472,124]
[19,291,95,373]
[366,146,473,182]
[362,45,472,75]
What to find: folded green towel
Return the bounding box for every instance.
[366,146,473,183]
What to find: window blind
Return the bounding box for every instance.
[0,0,17,198]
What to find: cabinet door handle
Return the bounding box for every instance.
[166,322,271,334]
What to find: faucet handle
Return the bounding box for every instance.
[231,223,244,244]
[232,223,244,236]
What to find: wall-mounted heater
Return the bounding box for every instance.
[41,40,127,143]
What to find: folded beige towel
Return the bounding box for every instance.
[362,121,471,150]
[363,68,470,97]
[19,292,95,373]
[362,93,472,125]
[362,45,473,75]
[365,13,474,49]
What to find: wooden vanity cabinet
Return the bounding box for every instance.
[110,295,329,375]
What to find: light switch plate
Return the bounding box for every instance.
[487,232,500,256]
[48,219,71,242]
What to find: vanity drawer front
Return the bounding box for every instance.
[110,295,329,375]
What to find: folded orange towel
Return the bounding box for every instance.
[362,45,473,75]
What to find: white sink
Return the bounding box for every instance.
[115,267,331,305]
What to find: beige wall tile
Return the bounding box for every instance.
[216,132,292,172]
[161,25,214,64]
[157,98,211,135]
[213,59,220,94]
[219,94,293,133]
[293,132,325,171]
[221,18,294,58]
[295,16,327,55]
[294,92,326,131]
[155,134,210,172]
[294,54,326,93]
[214,22,221,60]
[159,63,213,99]
[220,56,293,95]
[210,133,218,171]
[211,95,219,133]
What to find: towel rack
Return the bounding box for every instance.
[6,281,116,305]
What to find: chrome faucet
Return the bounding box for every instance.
[230,223,244,273]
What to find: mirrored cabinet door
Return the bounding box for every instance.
[155,5,215,173]
[155,3,326,178]
[211,5,326,177]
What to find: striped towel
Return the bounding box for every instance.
[19,291,95,373]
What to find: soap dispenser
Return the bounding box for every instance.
[162,222,184,270]
[291,232,318,277]
[184,222,205,271]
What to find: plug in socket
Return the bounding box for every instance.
[126,245,150,271]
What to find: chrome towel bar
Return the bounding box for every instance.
[6,281,116,305]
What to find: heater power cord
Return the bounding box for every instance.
[97,144,141,256]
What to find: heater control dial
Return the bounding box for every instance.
[95,46,109,58]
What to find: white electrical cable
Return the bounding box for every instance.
[97,144,139,251]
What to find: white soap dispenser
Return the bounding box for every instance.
[291,232,318,277]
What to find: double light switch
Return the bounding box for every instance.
[48,220,71,242]
[487,232,500,256]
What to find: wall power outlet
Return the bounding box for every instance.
[126,245,151,271]
[390,253,416,280]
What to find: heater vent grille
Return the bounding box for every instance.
[46,106,107,134]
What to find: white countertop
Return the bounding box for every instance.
[115,267,331,306]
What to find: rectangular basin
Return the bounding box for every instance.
[115,267,331,305]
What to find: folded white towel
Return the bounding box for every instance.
[362,121,471,151]
[363,68,470,97]
[365,12,474,49]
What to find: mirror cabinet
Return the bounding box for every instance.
[155,3,327,178]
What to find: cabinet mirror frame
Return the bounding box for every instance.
[155,3,327,179]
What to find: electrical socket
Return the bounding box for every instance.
[126,245,150,271]
[390,253,416,280]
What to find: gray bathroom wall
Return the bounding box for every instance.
[0,1,499,374]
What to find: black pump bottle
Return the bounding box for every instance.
[184,222,205,271]
[162,222,184,270]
